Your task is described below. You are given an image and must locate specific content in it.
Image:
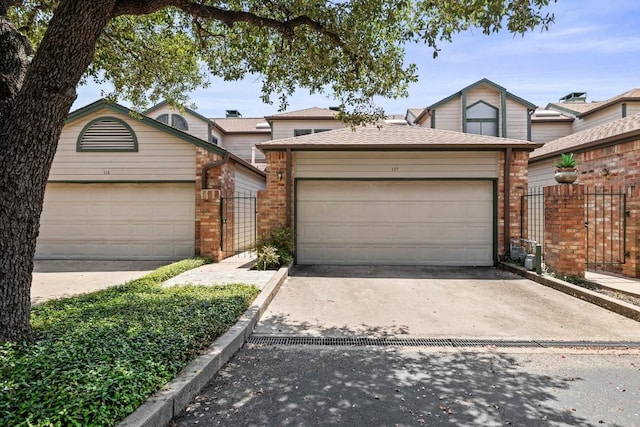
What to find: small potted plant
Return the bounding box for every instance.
[554,152,578,184]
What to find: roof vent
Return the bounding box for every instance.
[559,92,587,103]
[225,109,242,118]
[255,122,270,129]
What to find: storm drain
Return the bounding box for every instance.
[248,336,640,349]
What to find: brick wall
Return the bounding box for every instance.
[570,139,640,277]
[257,150,291,237]
[544,184,586,277]
[498,150,530,258]
[195,148,236,261]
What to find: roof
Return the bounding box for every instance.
[545,101,604,116]
[257,125,542,151]
[264,107,338,121]
[576,88,640,118]
[66,99,265,177]
[143,100,212,124]
[530,108,574,123]
[212,117,271,134]
[530,112,640,162]
[429,78,537,111]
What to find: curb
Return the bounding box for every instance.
[499,262,640,322]
[118,265,290,427]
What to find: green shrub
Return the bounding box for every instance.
[257,245,280,270]
[255,226,294,269]
[0,257,259,427]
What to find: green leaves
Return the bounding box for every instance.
[7,0,556,118]
[0,257,259,427]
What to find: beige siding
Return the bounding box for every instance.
[528,159,557,188]
[531,122,573,143]
[211,127,224,146]
[234,167,266,196]
[221,133,270,163]
[295,151,499,179]
[433,98,462,132]
[270,119,344,140]
[50,109,196,181]
[626,102,640,116]
[148,105,210,141]
[573,106,624,133]
[505,99,529,140]
[466,86,501,109]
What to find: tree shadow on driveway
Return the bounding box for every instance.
[174,344,628,426]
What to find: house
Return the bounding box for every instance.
[36,100,266,261]
[264,107,346,139]
[411,78,537,141]
[256,125,541,266]
[211,115,271,166]
[528,113,640,278]
[530,89,640,143]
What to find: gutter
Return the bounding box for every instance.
[201,153,230,190]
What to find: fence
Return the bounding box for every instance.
[220,194,257,255]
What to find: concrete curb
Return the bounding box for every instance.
[500,262,640,322]
[118,265,290,427]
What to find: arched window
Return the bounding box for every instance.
[466,101,498,137]
[77,117,138,152]
[156,113,189,131]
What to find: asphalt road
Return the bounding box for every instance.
[173,345,640,427]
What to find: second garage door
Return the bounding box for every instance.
[36,183,195,260]
[296,180,494,266]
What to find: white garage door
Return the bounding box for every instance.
[36,183,195,260]
[296,180,494,266]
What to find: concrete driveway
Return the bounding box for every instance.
[254,265,640,341]
[31,260,169,305]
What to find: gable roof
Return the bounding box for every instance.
[257,125,542,151]
[143,100,213,124]
[212,117,271,134]
[429,78,537,110]
[264,107,338,121]
[530,112,640,162]
[576,88,640,118]
[66,99,265,176]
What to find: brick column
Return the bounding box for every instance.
[544,184,586,277]
[199,189,222,261]
[621,186,639,278]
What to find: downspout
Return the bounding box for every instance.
[504,148,512,260]
[286,148,292,227]
[201,153,230,189]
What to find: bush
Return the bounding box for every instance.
[0,257,259,427]
[255,226,294,270]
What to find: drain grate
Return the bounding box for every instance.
[248,336,640,349]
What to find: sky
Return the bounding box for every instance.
[73,0,640,118]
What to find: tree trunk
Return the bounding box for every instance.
[0,0,116,342]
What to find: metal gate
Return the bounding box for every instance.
[520,187,545,253]
[220,195,257,255]
[585,187,627,271]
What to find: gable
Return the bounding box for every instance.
[51,107,198,182]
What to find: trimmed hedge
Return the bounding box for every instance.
[0,258,260,427]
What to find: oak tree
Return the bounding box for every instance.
[0,0,554,342]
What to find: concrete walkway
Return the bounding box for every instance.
[586,271,640,297]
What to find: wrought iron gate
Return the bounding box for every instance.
[585,187,627,271]
[520,187,545,253]
[220,195,257,255]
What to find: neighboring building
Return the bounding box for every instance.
[412,78,537,141]
[37,100,265,261]
[257,126,541,266]
[265,107,345,140]
[212,116,271,166]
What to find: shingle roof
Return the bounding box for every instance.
[531,108,574,123]
[546,101,604,116]
[264,107,338,120]
[212,117,271,133]
[257,125,541,151]
[530,112,640,161]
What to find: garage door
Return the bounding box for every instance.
[36,183,195,260]
[296,180,494,266]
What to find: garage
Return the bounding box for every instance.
[257,125,540,265]
[36,183,195,260]
[296,180,495,266]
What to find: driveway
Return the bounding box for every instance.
[254,265,640,341]
[31,260,169,305]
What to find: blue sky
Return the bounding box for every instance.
[73,0,640,118]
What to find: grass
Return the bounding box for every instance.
[0,258,260,427]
